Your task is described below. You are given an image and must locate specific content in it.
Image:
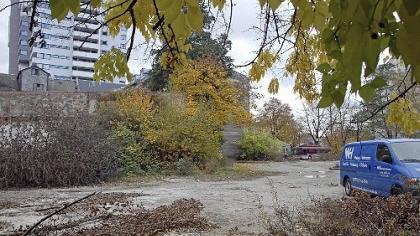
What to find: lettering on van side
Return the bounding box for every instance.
[379,170,391,177]
[352,177,368,184]
[361,156,371,161]
[376,166,391,171]
[344,147,354,160]
[358,162,368,168]
[350,162,358,168]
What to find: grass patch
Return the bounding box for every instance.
[194,163,281,181]
[113,162,281,183]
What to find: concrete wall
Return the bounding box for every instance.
[48,79,78,92]
[0,74,18,91]
[0,91,106,119]
[222,124,243,159]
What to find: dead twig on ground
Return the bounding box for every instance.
[23,192,97,236]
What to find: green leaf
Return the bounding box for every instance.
[370,76,387,88]
[268,0,283,11]
[396,4,420,66]
[301,7,315,29]
[342,24,364,91]
[211,0,226,10]
[67,0,80,15]
[318,95,333,108]
[258,0,267,7]
[403,0,420,16]
[171,14,188,38]
[90,0,101,8]
[414,65,420,83]
[359,84,375,102]
[186,6,203,31]
[49,0,68,21]
[316,63,332,74]
[164,1,182,24]
[156,0,175,10]
[363,33,381,76]
[332,88,345,107]
[94,48,133,82]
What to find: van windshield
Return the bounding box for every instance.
[391,141,420,163]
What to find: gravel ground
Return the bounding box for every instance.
[0,160,343,235]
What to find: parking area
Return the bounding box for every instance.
[0,161,343,235]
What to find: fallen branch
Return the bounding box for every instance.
[34,206,61,212]
[35,213,112,233]
[23,192,97,236]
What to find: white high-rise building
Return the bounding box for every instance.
[9,0,128,84]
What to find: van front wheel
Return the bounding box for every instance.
[391,186,403,196]
[344,178,352,196]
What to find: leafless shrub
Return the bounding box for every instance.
[262,191,420,236]
[0,105,118,188]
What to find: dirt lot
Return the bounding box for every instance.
[0,161,342,235]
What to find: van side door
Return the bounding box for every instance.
[360,143,376,192]
[341,144,368,190]
[372,143,396,196]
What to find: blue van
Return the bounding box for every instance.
[340,139,420,197]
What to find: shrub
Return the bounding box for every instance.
[239,129,283,160]
[261,191,420,236]
[112,125,153,175]
[145,99,223,166]
[0,107,117,188]
[174,158,196,176]
[111,91,223,174]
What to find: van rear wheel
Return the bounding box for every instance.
[344,178,352,196]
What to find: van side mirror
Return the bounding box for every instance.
[382,154,392,164]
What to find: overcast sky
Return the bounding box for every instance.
[0,0,304,114]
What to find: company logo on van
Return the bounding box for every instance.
[344,147,354,160]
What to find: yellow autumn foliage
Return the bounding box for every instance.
[387,94,420,135]
[113,88,228,170]
[169,57,252,126]
[144,96,223,163]
[115,89,154,129]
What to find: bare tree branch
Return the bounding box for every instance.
[222,0,233,47]
[126,9,136,60]
[23,192,97,236]
[29,0,39,32]
[235,4,271,68]
[358,82,417,123]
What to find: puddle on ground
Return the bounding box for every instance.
[304,175,326,179]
